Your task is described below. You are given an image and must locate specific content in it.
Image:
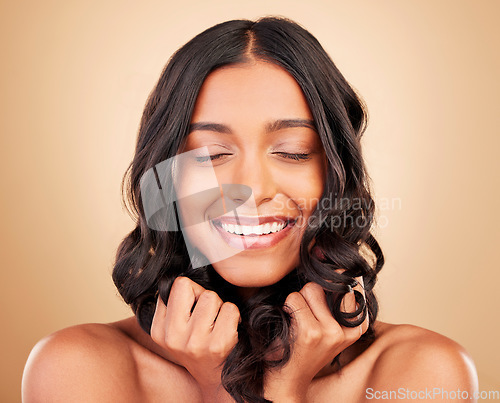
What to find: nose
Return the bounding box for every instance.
[223,153,278,208]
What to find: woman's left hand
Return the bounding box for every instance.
[263,275,369,402]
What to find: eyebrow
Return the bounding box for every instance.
[188,118,317,135]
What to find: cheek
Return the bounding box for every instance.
[279,164,325,213]
[304,159,327,207]
[174,178,199,228]
[173,163,221,226]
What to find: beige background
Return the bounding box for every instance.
[1,0,499,401]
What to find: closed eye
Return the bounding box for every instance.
[195,153,231,162]
[194,152,312,163]
[275,152,312,161]
[194,153,231,163]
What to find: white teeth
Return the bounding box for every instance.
[219,221,287,235]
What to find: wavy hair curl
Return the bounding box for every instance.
[112,16,385,403]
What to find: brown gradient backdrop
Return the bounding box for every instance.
[1,1,499,401]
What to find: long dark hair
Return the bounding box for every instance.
[113,15,384,403]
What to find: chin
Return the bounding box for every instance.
[211,257,297,289]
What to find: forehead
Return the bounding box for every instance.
[190,60,314,122]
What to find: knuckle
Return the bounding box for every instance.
[163,336,182,352]
[301,282,324,300]
[172,276,190,292]
[302,282,319,293]
[300,283,314,298]
[326,325,345,343]
[186,339,204,358]
[285,291,303,306]
[222,301,237,311]
[208,342,225,356]
[222,302,240,316]
[230,329,239,343]
[151,328,181,352]
[200,290,220,302]
[303,327,322,345]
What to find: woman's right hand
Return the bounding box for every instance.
[150,276,241,399]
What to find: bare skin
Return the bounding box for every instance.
[21,313,478,402]
[147,273,369,402]
[22,61,479,402]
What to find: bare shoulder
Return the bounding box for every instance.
[22,322,141,402]
[367,322,479,399]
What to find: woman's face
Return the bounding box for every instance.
[174,60,327,298]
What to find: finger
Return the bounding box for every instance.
[298,282,339,326]
[341,305,369,342]
[340,284,356,314]
[165,276,207,326]
[339,275,365,320]
[355,275,369,334]
[284,292,320,339]
[211,302,240,346]
[331,269,365,319]
[154,293,167,320]
[331,269,367,337]
[340,276,369,342]
[189,289,224,335]
[150,294,167,343]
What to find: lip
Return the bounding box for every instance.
[210,215,297,250]
[212,215,294,226]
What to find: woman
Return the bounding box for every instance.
[22,16,478,403]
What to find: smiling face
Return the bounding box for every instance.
[173,59,327,298]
